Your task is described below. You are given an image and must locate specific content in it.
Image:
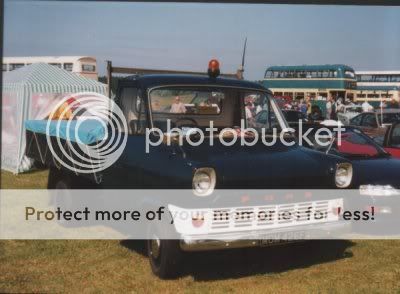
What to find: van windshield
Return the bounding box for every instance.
[149,87,287,134]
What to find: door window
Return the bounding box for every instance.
[361,114,377,128]
[350,114,363,126]
[119,87,147,135]
[390,124,400,147]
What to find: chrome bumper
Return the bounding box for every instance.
[180,221,351,252]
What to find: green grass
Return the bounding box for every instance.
[1,170,400,293]
[1,169,49,189]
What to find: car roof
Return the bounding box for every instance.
[300,122,357,131]
[121,74,270,92]
[282,109,301,113]
[358,109,400,115]
[380,109,400,114]
[344,105,362,108]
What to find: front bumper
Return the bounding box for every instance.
[180,221,351,252]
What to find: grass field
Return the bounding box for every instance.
[1,170,400,293]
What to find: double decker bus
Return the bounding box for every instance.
[2,56,98,80]
[355,71,400,103]
[262,64,357,101]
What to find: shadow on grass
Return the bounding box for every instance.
[120,239,354,281]
[120,240,147,257]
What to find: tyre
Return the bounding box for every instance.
[146,222,183,279]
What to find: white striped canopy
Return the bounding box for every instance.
[2,62,108,173]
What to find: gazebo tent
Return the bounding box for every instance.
[2,63,108,173]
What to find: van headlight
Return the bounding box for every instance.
[192,168,216,197]
[335,163,353,188]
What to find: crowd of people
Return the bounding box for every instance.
[279,94,400,121]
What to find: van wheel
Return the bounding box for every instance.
[146,223,183,279]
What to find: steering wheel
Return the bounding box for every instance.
[174,117,199,128]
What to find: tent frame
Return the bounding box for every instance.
[25,130,103,184]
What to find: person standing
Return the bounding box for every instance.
[389,98,399,109]
[326,96,333,119]
[300,99,307,115]
[362,100,373,112]
[336,98,345,114]
[306,96,312,116]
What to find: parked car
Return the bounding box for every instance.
[26,64,352,279]
[296,123,400,227]
[296,123,399,187]
[282,110,308,125]
[349,109,400,143]
[255,109,307,128]
[337,105,363,125]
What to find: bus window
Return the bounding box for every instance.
[265,71,273,78]
[367,93,379,99]
[358,75,373,82]
[82,64,96,72]
[322,71,330,78]
[2,64,7,71]
[277,71,288,78]
[345,71,355,79]
[390,75,400,82]
[49,63,62,68]
[9,63,25,71]
[375,75,389,82]
[64,63,73,71]
[381,93,392,99]
[273,71,281,78]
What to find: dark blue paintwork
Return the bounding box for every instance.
[102,74,348,189]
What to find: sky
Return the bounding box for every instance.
[3,1,400,80]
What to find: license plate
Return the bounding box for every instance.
[259,230,306,246]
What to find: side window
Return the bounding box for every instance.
[361,114,378,128]
[383,113,400,124]
[265,71,273,78]
[119,87,147,135]
[255,110,267,124]
[245,92,282,131]
[82,64,96,72]
[390,124,400,147]
[350,114,363,126]
[64,63,73,71]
